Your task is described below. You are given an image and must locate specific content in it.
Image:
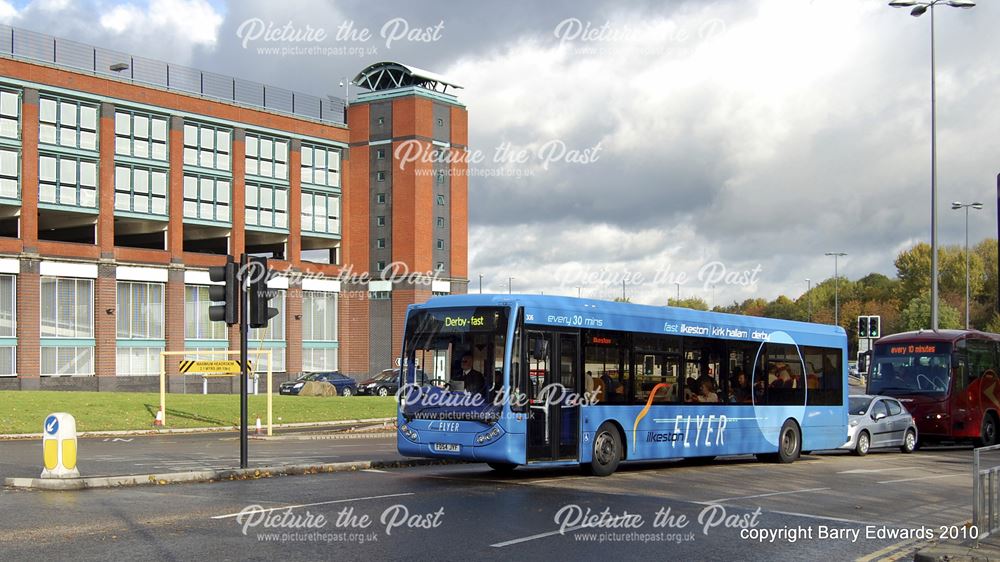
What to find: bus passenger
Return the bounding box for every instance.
[696,380,719,403]
[730,369,751,403]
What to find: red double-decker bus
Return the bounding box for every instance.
[868,330,1000,446]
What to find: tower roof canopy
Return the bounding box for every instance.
[353,62,461,94]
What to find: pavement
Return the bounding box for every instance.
[915,534,1000,562]
[0,426,401,482]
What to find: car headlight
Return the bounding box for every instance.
[293,382,304,389]
[849,420,858,427]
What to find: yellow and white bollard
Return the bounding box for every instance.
[41,413,79,479]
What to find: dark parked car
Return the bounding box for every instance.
[358,368,430,396]
[279,372,358,396]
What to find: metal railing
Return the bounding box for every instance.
[973,443,1000,537]
[0,24,346,126]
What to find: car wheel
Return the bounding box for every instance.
[341,387,353,397]
[776,420,801,463]
[588,422,622,476]
[854,430,870,456]
[378,386,389,397]
[900,430,916,454]
[975,413,998,447]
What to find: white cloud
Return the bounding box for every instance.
[98,0,223,58]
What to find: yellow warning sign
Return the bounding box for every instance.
[178,360,252,374]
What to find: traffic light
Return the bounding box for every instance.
[858,316,869,338]
[248,256,279,329]
[869,316,881,338]
[208,255,238,325]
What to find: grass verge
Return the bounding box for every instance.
[0,391,397,434]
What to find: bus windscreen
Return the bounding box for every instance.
[869,342,951,395]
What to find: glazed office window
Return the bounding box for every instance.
[436,239,444,250]
[0,274,14,376]
[182,174,230,222]
[0,147,18,199]
[39,96,98,151]
[249,290,285,342]
[40,277,93,338]
[302,291,337,341]
[376,193,386,204]
[436,217,444,228]
[436,195,445,206]
[376,238,386,249]
[38,154,97,208]
[376,216,385,227]
[245,133,288,180]
[0,89,19,139]
[183,122,231,171]
[301,190,340,235]
[246,182,288,229]
[115,164,168,216]
[40,347,93,376]
[303,348,337,373]
[301,144,340,188]
[249,289,286,373]
[184,285,228,340]
[115,110,168,161]
[116,282,164,339]
[116,347,162,376]
[376,148,386,160]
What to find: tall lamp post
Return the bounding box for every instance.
[825,253,847,326]
[806,278,812,322]
[889,0,976,330]
[508,277,514,295]
[478,274,483,294]
[952,201,983,329]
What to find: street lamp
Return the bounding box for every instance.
[825,253,847,326]
[889,0,976,330]
[479,273,483,294]
[806,278,812,322]
[952,201,983,329]
[508,277,514,294]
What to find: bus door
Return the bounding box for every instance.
[525,330,580,462]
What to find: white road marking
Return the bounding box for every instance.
[876,473,963,484]
[704,487,830,504]
[838,467,921,475]
[491,525,589,548]
[210,493,415,520]
[361,469,387,473]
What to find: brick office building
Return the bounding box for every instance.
[0,26,468,392]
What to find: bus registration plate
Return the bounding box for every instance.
[433,443,460,453]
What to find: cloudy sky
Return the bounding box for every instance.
[4,0,998,306]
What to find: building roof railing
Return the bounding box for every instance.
[0,24,346,127]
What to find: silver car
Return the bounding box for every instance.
[842,394,918,456]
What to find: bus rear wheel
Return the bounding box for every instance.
[588,422,622,477]
[975,413,998,448]
[757,420,801,463]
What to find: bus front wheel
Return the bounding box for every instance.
[588,422,622,477]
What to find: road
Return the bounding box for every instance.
[0,444,988,561]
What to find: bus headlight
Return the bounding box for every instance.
[400,424,419,442]
[475,425,503,445]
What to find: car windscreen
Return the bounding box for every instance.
[849,396,873,415]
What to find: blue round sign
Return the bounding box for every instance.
[44,415,59,436]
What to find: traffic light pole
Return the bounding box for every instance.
[239,253,249,469]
